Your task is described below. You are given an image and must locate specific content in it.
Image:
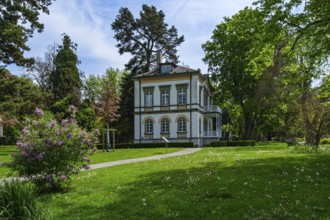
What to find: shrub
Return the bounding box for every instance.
[96,142,195,149]
[10,106,98,190]
[0,179,48,219]
[209,140,256,147]
[320,138,330,145]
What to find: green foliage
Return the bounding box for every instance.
[210,140,256,147]
[96,142,194,149]
[0,69,48,118]
[0,179,48,220]
[50,34,82,106]
[320,138,330,145]
[0,0,54,67]
[112,4,184,73]
[76,100,95,131]
[10,107,99,190]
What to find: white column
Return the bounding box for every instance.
[0,125,3,137]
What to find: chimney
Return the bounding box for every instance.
[157,50,162,68]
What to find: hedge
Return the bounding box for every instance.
[210,140,256,147]
[96,142,195,149]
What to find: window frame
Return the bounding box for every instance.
[161,118,170,133]
[177,117,187,133]
[143,87,154,107]
[145,119,153,134]
[176,84,188,105]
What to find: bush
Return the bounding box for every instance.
[96,142,195,149]
[209,140,256,147]
[10,106,98,190]
[0,179,48,219]
[320,138,330,145]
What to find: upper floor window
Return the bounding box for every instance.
[143,87,154,107]
[161,118,170,133]
[160,65,172,73]
[177,117,187,132]
[159,86,171,106]
[178,87,187,105]
[176,84,188,105]
[145,119,153,134]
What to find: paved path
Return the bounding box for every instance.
[87,148,201,170]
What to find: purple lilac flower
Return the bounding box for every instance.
[61,119,68,127]
[67,133,73,139]
[22,151,28,157]
[94,129,100,135]
[50,120,56,129]
[35,107,44,116]
[16,141,23,148]
[93,147,97,152]
[83,157,91,163]
[69,118,76,124]
[57,140,64,146]
[23,143,30,149]
[37,153,44,161]
[46,139,53,146]
[60,175,67,180]
[83,164,91,170]
[22,126,30,135]
[84,139,91,145]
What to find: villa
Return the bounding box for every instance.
[133,56,222,147]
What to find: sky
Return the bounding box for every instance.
[8,0,256,76]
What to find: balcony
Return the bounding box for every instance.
[204,131,221,137]
[203,105,222,113]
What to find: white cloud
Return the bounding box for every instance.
[7,0,255,75]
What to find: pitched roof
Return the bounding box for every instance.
[134,63,199,78]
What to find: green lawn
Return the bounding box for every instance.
[0,146,183,178]
[38,143,330,220]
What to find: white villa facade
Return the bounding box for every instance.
[133,62,222,147]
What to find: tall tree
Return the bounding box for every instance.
[50,34,82,106]
[0,0,54,67]
[111,4,184,141]
[203,8,282,140]
[112,4,184,73]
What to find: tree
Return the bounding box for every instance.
[0,68,47,118]
[94,68,121,148]
[112,4,184,73]
[0,0,54,67]
[112,4,184,141]
[203,8,281,140]
[50,34,82,106]
[27,44,57,93]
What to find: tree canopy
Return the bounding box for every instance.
[50,34,82,106]
[0,0,54,67]
[111,4,184,73]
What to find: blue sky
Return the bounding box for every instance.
[8,0,255,76]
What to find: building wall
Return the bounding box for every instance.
[134,73,221,147]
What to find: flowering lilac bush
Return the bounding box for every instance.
[11,106,99,190]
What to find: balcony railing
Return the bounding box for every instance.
[204,131,221,137]
[203,105,222,113]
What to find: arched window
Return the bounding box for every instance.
[161,118,170,133]
[145,119,153,134]
[177,117,187,132]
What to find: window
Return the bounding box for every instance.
[145,90,153,107]
[145,119,153,134]
[144,89,153,107]
[161,89,170,106]
[177,117,187,132]
[160,65,172,73]
[161,118,170,133]
[178,87,187,105]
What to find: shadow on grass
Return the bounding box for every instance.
[44,154,330,220]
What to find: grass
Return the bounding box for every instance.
[38,143,330,219]
[0,146,183,178]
